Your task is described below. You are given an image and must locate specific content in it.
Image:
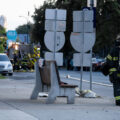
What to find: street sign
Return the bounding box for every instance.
[73,10,93,22]
[73,22,83,32]
[73,11,83,22]
[84,10,93,21]
[57,9,66,20]
[44,31,65,52]
[44,52,63,66]
[73,22,93,33]
[45,20,66,31]
[73,53,91,67]
[70,32,95,52]
[45,9,66,20]
[7,30,17,41]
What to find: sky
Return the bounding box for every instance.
[0,0,46,30]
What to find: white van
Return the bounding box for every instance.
[0,53,13,76]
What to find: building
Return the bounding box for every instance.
[0,15,7,29]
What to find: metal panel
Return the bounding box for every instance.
[70,33,83,52]
[84,22,93,32]
[45,9,66,20]
[84,10,93,21]
[57,9,66,20]
[73,11,83,22]
[45,9,56,20]
[45,20,55,31]
[73,22,93,33]
[44,52,63,66]
[45,20,66,31]
[84,33,95,51]
[73,22,83,33]
[56,21,66,31]
[44,31,65,52]
[73,53,91,67]
[70,32,95,52]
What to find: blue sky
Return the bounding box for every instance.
[0,0,45,30]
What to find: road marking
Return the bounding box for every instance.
[61,75,112,87]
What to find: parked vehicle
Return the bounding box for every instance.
[92,58,105,71]
[0,53,13,76]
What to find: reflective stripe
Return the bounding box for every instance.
[34,47,40,57]
[109,68,117,72]
[109,72,113,75]
[107,54,112,60]
[117,73,120,77]
[115,96,120,100]
[30,60,35,65]
[113,57,118,61]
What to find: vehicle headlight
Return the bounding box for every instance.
[8,64,12,67]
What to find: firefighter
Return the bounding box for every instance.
[106,35,120,106]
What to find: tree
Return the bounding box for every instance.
[0,25,6,36]
[0,25,6,53]
[95,0,120,56]
[16,23,32,34]
[0,37,7,53]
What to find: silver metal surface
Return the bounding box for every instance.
[73,10,93,22]
[45,9,66,20]
[73,22,93,33]
[44,52,63,66]
[73,22,83,33]
[70,32,95,52]
[45,20,66,31]
[44,31,65,52]
[73,11,83,22]
[84,10,93,21]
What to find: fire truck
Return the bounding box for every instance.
[7,42,40,70]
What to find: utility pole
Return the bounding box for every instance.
[19,12,30,44]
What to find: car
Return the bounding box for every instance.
[92,58,105,71]
[0,53,13,76]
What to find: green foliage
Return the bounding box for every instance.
[0,75,6,79]
[0,25,6,36]
[0,44,4,53]
[0,37,7,53]
[95,0,120,55]
[16,24,31,34]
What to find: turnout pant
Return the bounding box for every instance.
[113,80,120,105]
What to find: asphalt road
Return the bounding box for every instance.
[6,69,113,99]
[0,69,119,120]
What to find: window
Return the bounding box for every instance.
[0,55,9,61]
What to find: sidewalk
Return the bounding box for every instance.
[0,77,120,120]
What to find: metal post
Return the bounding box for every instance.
[89,0,96,90]
[80,10,85,91]
[27,23,29,44]
[90,48,92,90]
[89,5,93,90]
[19,15,29,44]
[53,9,57,60]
